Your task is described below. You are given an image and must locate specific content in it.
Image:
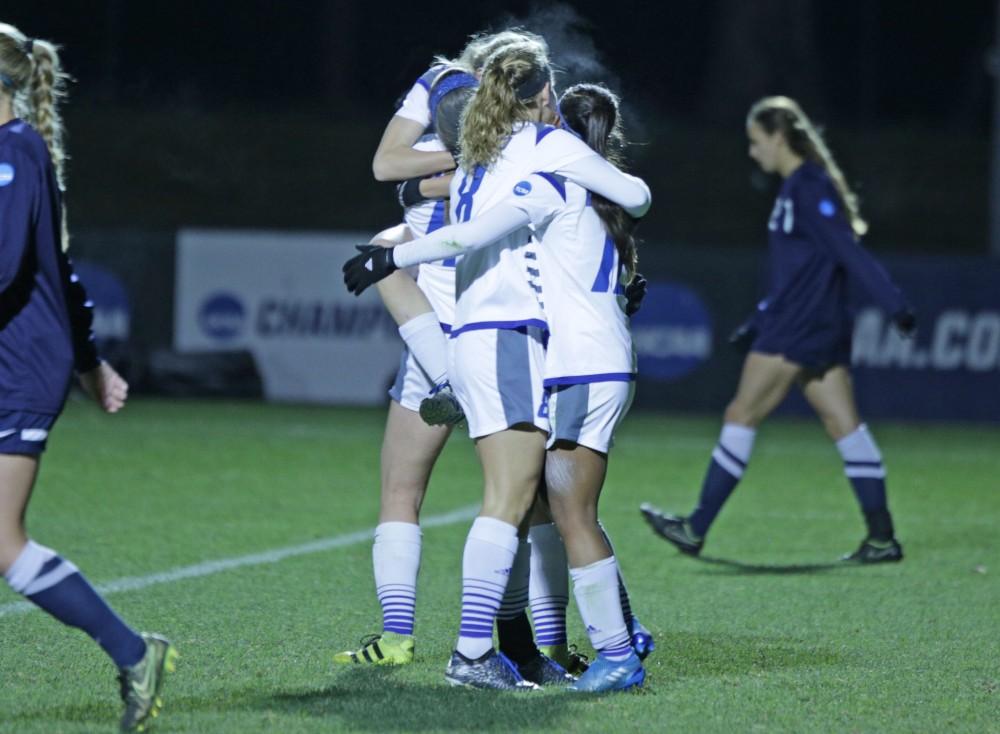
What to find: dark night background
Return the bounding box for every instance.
[5,1,998,252]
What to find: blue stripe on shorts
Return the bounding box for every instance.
[496,329,536,427]
[550,384,589,444]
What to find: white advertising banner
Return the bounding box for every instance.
[175,229,403,404]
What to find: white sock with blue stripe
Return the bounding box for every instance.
[496,538,530,623]
[398,311,449,388]
[5,540,145,668]
[570,555,632,662]
[456,517,518,660]
[527,523,569,648]
[372,522,421,636]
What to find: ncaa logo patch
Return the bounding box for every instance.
[0,162,14,186]
[513,180,532,196]
[818,198,836,217]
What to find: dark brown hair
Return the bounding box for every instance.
[558,83,638,280]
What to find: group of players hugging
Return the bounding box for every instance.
[339,24,911,693]
[0,20,913,731]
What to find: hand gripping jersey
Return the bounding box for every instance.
[508,173,635,386]
[752,161,908,367]
[0,119,99,414]
[447,123,603,336]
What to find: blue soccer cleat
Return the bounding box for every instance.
[567,650,645,693]
[629,616,655,660]
[445,648,540,690]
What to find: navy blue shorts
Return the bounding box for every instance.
[752,322,851,370]
[0,411,58,456]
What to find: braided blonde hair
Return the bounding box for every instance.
[748,96,867,237]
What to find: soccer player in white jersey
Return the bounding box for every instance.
[345,43,651,691]
[336,35,570,681]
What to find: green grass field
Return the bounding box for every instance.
[0,399,997,733]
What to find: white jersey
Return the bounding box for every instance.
[448,123,597,336]
[510,172,635,385]
[393,65,444,129]
[405,135,456,329]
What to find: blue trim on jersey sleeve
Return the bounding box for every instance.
[534,171,566,201]
[535,124,558,144]
[449,319,549,338]
[439,322,452,334]
[543,372,636,387]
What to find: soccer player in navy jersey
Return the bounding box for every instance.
[642,96,912,564]
[0,24,175,731]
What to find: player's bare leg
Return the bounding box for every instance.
[0,454,37,571]
[546,443,644,692]
[1,454,175,730]
[335,401,450,665]
[446,426,547,691]
[379,400,451,524]
[544,443,609,568]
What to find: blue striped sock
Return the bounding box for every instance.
[528,523,568,647]
[456,517,518,660]
[5,541,145,668]
[373,522,421,635]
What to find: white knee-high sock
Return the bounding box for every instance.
[528,523,569,647]
[398,312,449,387]
[571,555,632,661]
[456,517,518,659]
[372,522,421,635]
[497,538,531,621]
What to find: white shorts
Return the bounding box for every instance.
[387,347,432,412]
[450,326,548,439]
[544,380,634,453]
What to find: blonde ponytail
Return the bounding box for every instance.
[458,40,550,171]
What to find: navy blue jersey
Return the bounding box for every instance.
[0,119,98,414]
[752,161,908,368]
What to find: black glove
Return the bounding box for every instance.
[728,316,758,353]
[342,245,398,295]
[397,177,431,208]
[892,308,917,338]
[624,273,648,317]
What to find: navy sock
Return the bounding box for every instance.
[836,425,893,540]
[689,424,756,538]
[496,612,538,666]
[689,460,741,537]
[5,542,146,668]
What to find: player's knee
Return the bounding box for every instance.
[381,480,426,511]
